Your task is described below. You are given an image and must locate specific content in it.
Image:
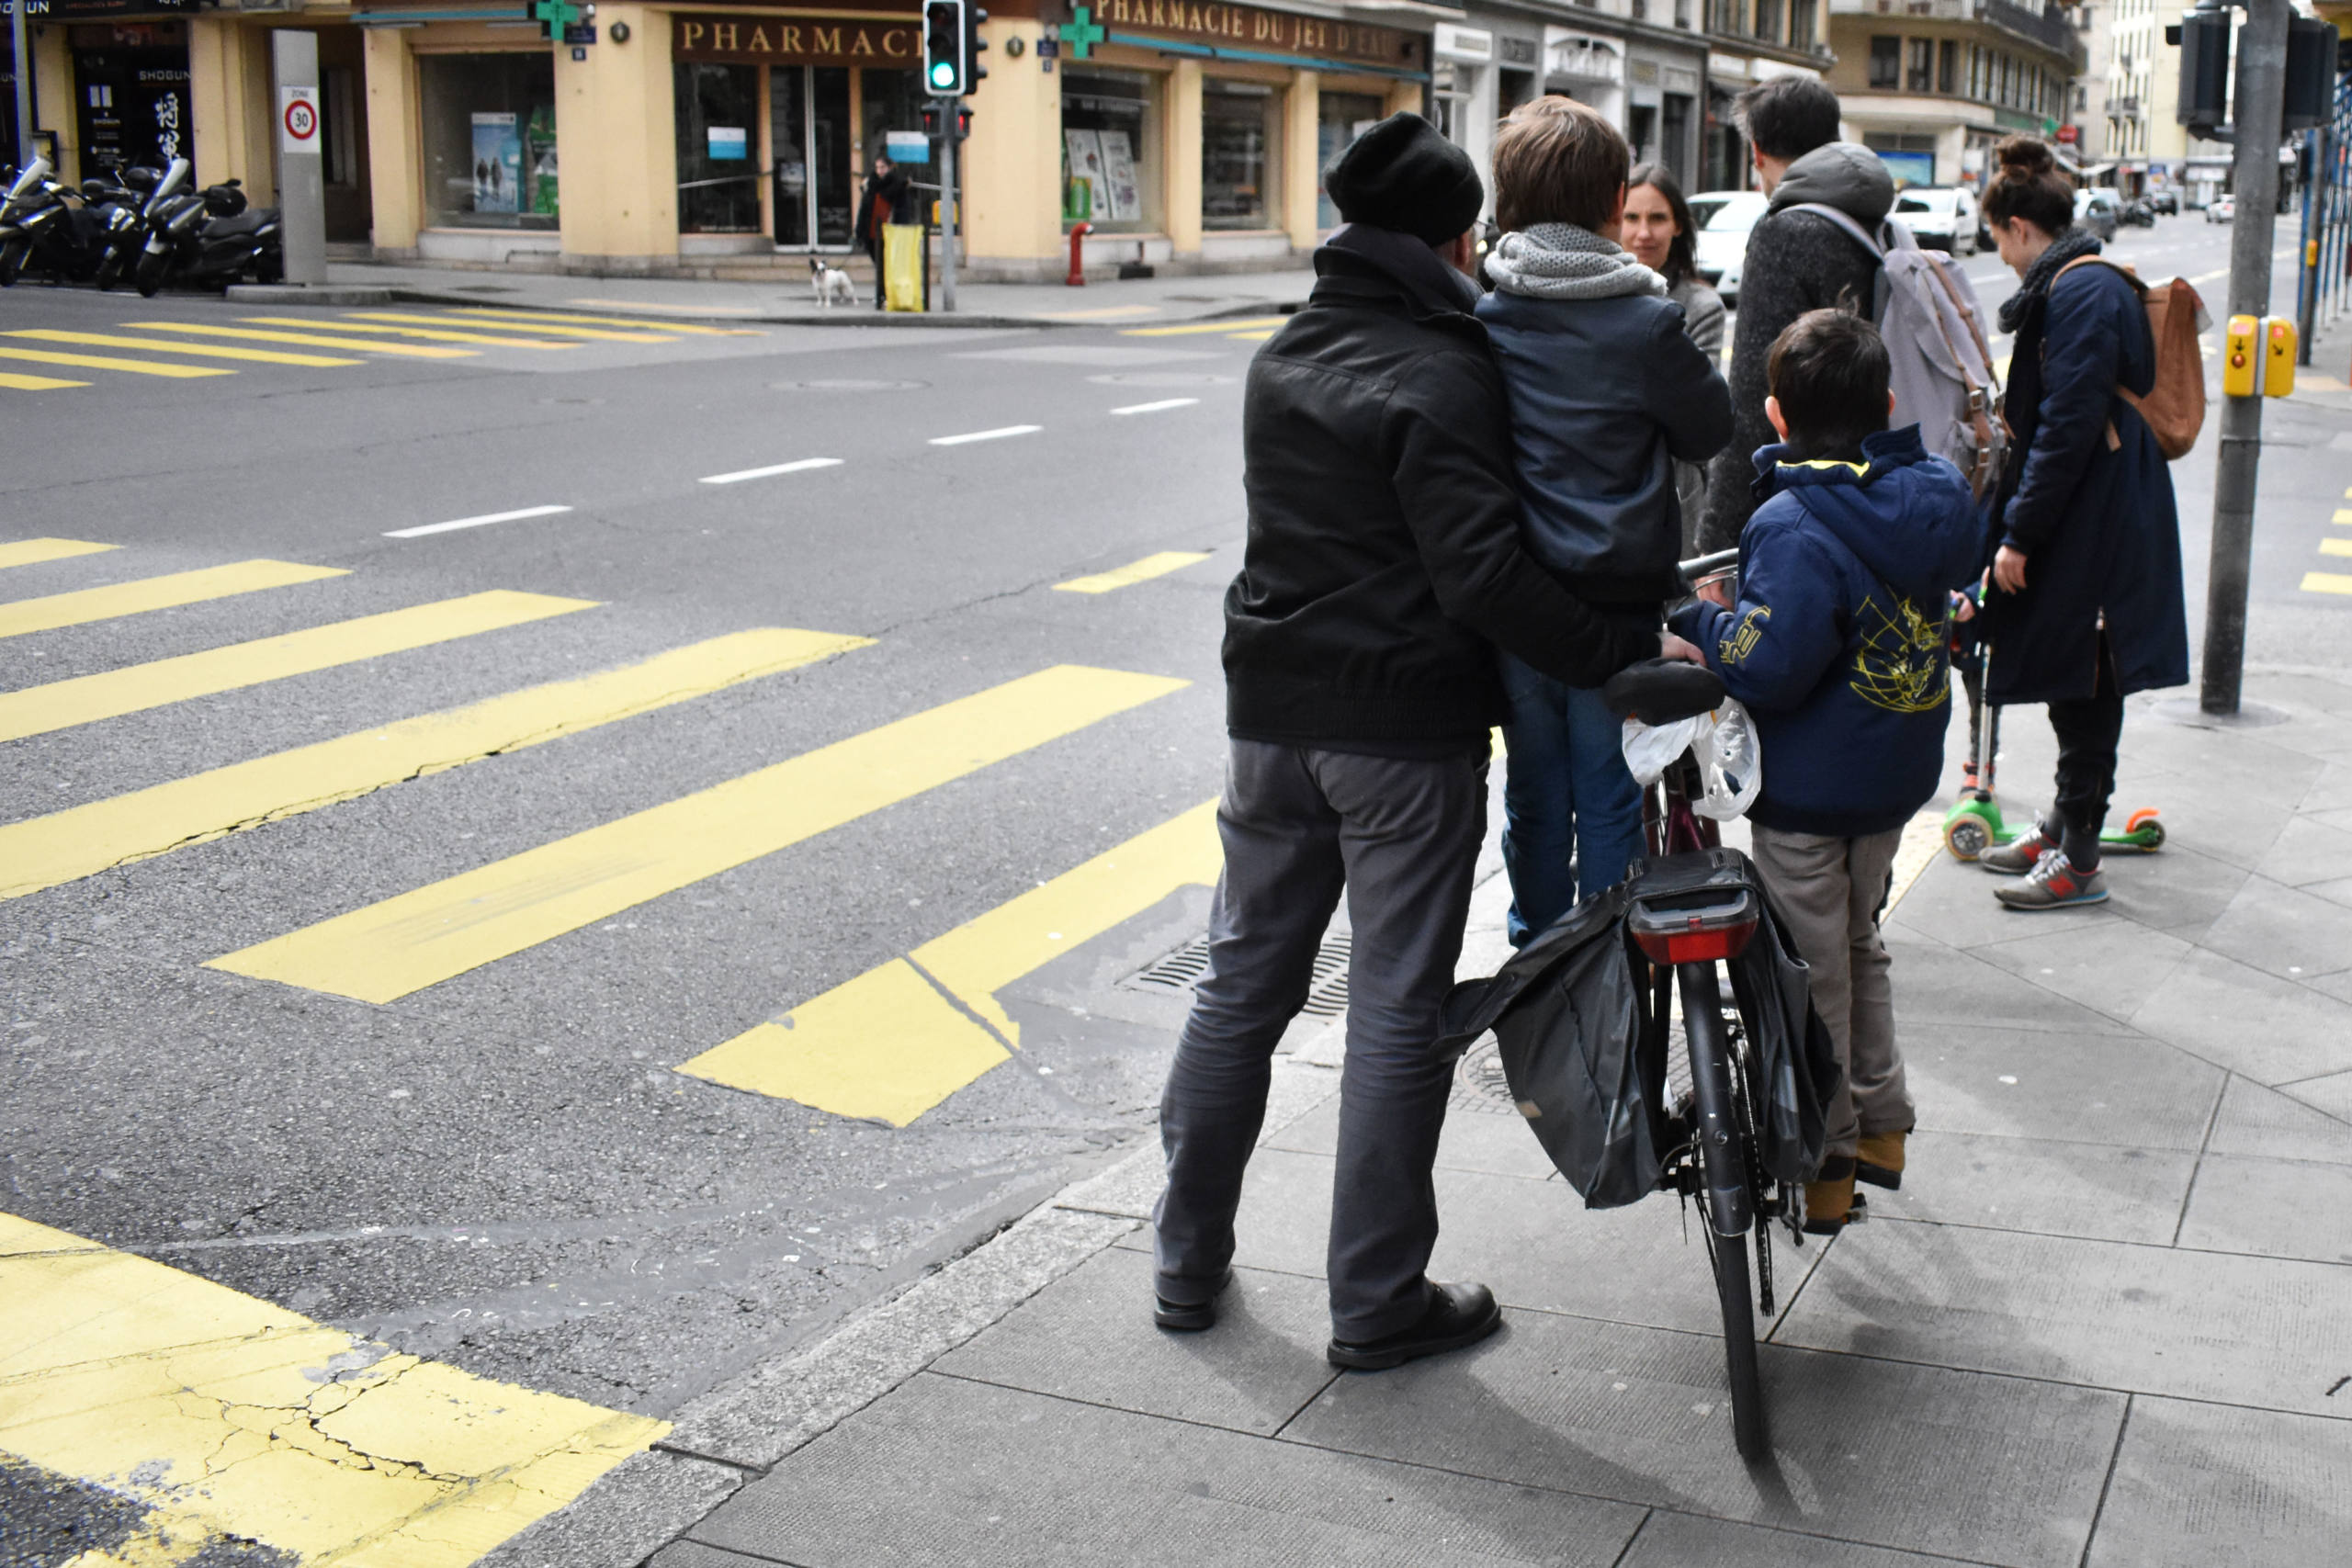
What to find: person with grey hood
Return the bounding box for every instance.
[1698,76,1897,558]
[1475,96,1733,942]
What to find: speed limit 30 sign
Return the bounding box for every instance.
[279,86,321,156]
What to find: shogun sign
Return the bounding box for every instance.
[1093,0,1423,71]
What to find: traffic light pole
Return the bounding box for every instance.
[937,98,957,313]
[12,0,35,172]
[2198,0,2291,716]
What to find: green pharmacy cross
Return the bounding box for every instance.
[1058,6,1105,59]
[528,0,582,38]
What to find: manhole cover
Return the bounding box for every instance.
[537,396,605,406]
[775,378,930,391]
[456,285,522,294]
[1087,372,1237,387]
[1452,1037,1521,1115]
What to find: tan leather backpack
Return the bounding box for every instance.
[2053,255,2209,460]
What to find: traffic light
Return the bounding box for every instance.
[965,6,989,89]
[2170,4,2230,136]
[923,0,967,96]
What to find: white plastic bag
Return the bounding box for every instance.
[1620,698,1762,821]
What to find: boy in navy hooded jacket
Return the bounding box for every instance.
[1668,310,1981,1231]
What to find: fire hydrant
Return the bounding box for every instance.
[1067,222,1092,287]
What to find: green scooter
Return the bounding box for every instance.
[1941,686,2165,861]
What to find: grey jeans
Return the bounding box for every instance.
[1748,824,1913,1158]
[1154,739,1488,1341]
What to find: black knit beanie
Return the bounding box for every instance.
[1324,113,1484,247]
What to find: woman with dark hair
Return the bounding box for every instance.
[1622,163,1725,553]
[1976,134,2188,910]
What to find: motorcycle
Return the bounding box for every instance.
[0,160,67,286]
[131,161,284,298]
[83,166,155,291]
[2120,198,2158,229]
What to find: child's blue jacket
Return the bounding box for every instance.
[1668,425,1983,838]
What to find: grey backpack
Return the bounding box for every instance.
[1786,202,2008,499]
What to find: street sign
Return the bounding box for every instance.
[278,85,319,156]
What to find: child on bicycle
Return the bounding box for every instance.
[1666,310,1981,1230]
[1476,97,1734,944]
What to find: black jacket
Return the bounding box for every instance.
[854,169,909,249]
[1224,226,1659,747]
[1699,144,1896,554]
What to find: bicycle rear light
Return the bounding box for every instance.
[1628,887,1760,965]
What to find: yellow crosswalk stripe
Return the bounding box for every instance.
[1227,330,1276,341]
[127,321,478,358]
[0,1210,665,1567]
[453,306,763,335]
[0,344,229,378]
[370,311,677,344]
[1054,550,1212,594]
[2320,537,2352,558]
[3,328,360,367]
[239,315,577,350]
[312,313,583,348]
[1122,315,1288,337]
[682,799,1220,1123]
[0,370,88,390]
[2303,571,2352,595]
[2332,508,2352,524]
[0,626,868,903]
[209,665,1186,1005]
[0,558,345,641]
[0,589,595,744]
[0,537,116,571]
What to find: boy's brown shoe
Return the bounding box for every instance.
[1803,1157,1863,1235]
[1856,1130,1907,1190]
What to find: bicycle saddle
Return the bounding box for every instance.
[1601,660,1725,726]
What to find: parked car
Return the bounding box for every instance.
[2075,188,2120,241]
[2147,187,2180,215]
[2205,194,2236,223]
[1691,189,1769,309]
[1892,185,1979,255]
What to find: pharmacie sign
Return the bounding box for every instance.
[673,13,920,65]
[1096,0,1424,71]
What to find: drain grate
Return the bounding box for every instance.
[1452,1036,1521,1114]
[1123,931,1351,1019]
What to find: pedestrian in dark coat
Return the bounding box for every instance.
[1698,77,1894,556]
[1974,136,2188,911]
[1155,113,1677,1372]
[854,155,909,308]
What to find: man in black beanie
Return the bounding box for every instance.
[1152,112,1679,1368]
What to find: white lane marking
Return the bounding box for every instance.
[698,457,844,486]
[1110,398,1200,416]
[384,504,572,539]
[930,424,1042,446]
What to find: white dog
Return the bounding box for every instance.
[809,257,857,308]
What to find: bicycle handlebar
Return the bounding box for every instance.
[1678,547,1739,585]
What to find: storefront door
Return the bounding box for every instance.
[72,26,191,177]
[767,65,853,249]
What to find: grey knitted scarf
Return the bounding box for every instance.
[1997,226,2100,333]
[1484,222,1667,301]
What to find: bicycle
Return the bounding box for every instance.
[1602,546,1802,1463]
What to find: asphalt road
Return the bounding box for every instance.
[2,210,2347,1546]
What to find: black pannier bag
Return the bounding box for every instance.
[1440,848,1840,1209]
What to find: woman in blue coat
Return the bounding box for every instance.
[1976,136,2189,910]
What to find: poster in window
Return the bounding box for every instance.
[1098,130,1141,222]
[526,103,559,218]
[471,111,522,214]
[1064,129,1108,223]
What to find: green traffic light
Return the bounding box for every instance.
[929,62,956,89]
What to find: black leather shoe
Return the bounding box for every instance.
[1326,1280,1502,1370]
[1153,1269,1234,1332]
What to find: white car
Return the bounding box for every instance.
[1691,190,1769,308]
[1892,186,1979,255]
[2204,195,2235,224]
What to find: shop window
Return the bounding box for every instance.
[1662,93,1692,186]
[1868,37,1899,90]
[1905,39,1932,93]
[1062,69,1162,233]
[1203,79,1281,232]
[863,66,935,229]
[1629,103,1658,165]
[420,52,556,229]
[676,62,761,233]
[1316,91,1385,228]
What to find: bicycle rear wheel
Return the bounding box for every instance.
[1679,960,1770,1461]
[1698,1156,1768,1460]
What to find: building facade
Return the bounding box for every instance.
[1826,0,2083,189]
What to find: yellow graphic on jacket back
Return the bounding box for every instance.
[1850,592,1951,713]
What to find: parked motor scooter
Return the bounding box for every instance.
[2120,198,2158,229]
[86,167,157,291]
[0,159,68,285]
[132,163,284,297]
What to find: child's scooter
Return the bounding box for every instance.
[1940,658,2165,862]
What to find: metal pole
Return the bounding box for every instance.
[935,96,957,313]
[11,0,34,172]
[271,29,328,287]
[2199,0,2292,716]
[2298,124,2320,365]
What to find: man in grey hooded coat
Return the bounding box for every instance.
[1698,77,1897,557]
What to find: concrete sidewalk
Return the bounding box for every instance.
[500,670,2352,1568]
[318,257,1314,330]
